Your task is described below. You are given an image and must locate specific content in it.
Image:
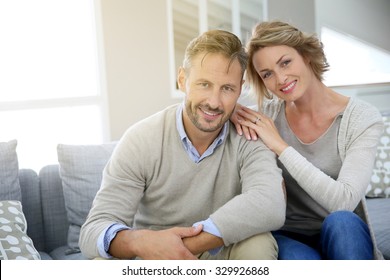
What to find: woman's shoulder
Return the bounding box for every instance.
[262,96,284,119]
[340,98,384,143]
[345,98,382,123]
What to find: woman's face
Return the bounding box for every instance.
[252,45,314,101]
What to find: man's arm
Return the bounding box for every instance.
[182,231,224,255]
[108,225,203,260]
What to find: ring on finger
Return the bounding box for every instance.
[254,117,260,124]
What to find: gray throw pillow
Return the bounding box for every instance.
[57,143,116,252]
[0,200,41,260]
[0,140,22,201]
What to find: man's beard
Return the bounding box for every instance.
[185,102,229,133]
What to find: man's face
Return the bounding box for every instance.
[178,53,243,136]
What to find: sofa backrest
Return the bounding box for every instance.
[19,169,45,252]
[39,164,69,253]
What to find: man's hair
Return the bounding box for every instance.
[182,30,248,77]
[246,20,330,102]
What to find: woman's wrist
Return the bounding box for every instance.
[273,143,289,156]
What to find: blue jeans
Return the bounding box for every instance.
[273,211,374,260]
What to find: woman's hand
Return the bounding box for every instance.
[231,104,258,141]
[235,106,289,156]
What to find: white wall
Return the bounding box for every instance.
[267,0,316,33]
[98,0,181,140]
[98,0,389,140]
[316,0,390,52]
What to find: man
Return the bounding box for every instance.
[79,30,285,260]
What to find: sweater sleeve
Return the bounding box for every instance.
[79,126,147,259]
[210,139,286,246]
[278,114,384,212]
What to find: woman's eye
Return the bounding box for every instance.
[200,83,208,88]
[281,59,291,67]
[262,72,271,79]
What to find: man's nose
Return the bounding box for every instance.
[207,89,222,108]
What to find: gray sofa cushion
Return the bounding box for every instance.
[39,165,69,254]
[19,169,45,252]
[0,140,21,201]
[57,143,116,252]
[49,245,86,260]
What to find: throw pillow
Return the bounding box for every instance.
[0,140,22,201]
[57,143,116,252]
[366,115,390,198]
[0,200,41,260]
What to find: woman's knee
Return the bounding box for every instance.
[274,234,321,260]
[322,211,366,233]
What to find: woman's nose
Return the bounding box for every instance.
[276,71,288,84]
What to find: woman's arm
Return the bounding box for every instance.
[279,120,383,212]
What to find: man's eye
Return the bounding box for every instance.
[222,86,233,92]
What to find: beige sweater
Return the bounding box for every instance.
[79,104,286,259]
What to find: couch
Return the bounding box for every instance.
[1,115,389,260]
[0,142,115,260]
[15,165,389,260]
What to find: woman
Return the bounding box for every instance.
[232,20,384,259]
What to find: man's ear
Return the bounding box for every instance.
[177,67,186,92]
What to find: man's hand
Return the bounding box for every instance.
[183,231,224,256]
[108,225,203,260]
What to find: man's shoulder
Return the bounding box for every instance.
[120,104,179,144]
[224,123,276,170]
[226,123,268,151]
[129,104,178,129]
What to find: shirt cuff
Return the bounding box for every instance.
[193,218,223,256]
[97,223,131,258]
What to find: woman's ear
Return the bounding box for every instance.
[177,67,186,92]
[303,55,311,65]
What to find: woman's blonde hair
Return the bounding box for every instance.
[246,20,329,105]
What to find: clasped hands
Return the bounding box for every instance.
[109,224,224,260]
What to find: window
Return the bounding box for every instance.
[0,0,108,171]
[168,0,266,98]
[321,26,390,86]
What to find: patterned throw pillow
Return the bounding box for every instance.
[366,115,390,198]
[0,200,41,260]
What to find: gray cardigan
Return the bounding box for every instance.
[262,97,384,259]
